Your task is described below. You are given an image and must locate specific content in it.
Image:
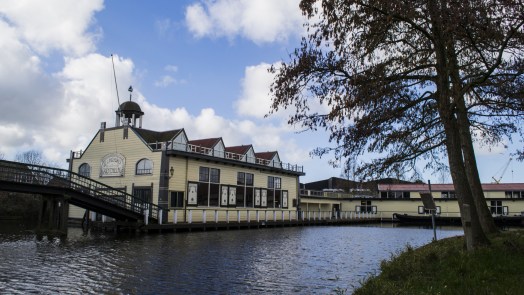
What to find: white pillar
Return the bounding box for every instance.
[158,209,163,225]
[144,209,149,225]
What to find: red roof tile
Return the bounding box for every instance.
[255,151,277,160]
[188,138,221,148]
[225,145,253,155]
[378,183,524,192]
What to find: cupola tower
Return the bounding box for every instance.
[115,85,144,128]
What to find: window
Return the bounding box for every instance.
[210,168,220,183]
[195,167,221,207]
[267,176,282,208]
[356,200,376,213]
[246,173,254,186]
[136,159,153,175]
[78,163,91,178]
[380,191,410,199]
[236,172,255,207]
[268,176,281,189]
[505,191,523,199]
[133,187,152,215]
[441,191,456,199]
[237,172,245,185]
[199,167,209,182]
[490,200,506,215]
[274,177,281,189]
[170,191,184,208]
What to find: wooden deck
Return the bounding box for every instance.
[87,217,386,233]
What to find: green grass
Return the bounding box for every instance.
[354,230,524,295]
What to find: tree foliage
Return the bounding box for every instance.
[270,0,524,249]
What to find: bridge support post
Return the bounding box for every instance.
[37,194,69,236]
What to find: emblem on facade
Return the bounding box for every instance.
[100,153,125,177]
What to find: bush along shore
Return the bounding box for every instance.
[353,230,524,295]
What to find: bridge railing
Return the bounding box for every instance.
[0,160,162,221]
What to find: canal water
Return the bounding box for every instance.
[0,223,462,294]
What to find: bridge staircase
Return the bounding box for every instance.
[0,160,163,233]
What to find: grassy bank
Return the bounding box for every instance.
[354,230,524,295]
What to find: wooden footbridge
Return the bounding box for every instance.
[0,160,163,234]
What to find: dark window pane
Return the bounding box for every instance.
[197,183,209,206]
[236,186,245,207]
[246,187,254,207]
[79,163,91,177]
[274,190,281,208]
[237,172,245,185]
[246,173,254,186]
[210,168,220,183]
[274,177,281,189]
[170,191,184,208]
[136,159,153,175]
[209,183,220,206]
[199,167,209,182]
[267,190,274,208]
[268,176,274,188]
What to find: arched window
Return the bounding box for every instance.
[136,158,153,175]
[79,163,91,178]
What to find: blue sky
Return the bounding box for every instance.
[0,0,521,184]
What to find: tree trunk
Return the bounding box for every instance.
[455,100,500,234]
[440,110,491,250]
[429,1,490,249]
[448,47,499,235]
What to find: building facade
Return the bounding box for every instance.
[68,99,304,223]
[300,180,524,219]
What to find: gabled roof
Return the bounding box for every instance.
[225,145,253,155]
[133,128,184,143]
[255,151,278,160]
[188,138,222,148]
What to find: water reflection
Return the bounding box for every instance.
[0,224,462,294]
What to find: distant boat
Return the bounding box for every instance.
[393,213,524,227]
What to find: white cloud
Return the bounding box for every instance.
[155,18,173,37]
[235,63,274,118]
[0,0,103,56]
[154,75,176,87]
[185,0,303,44]
[0,0,320,178]
[235,62,332,121]
[164,65,179,72]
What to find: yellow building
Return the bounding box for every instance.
[299,181,524,220]
[68,99,304,223]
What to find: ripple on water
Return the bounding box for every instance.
[0,225,462,294]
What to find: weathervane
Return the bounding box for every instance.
[128,85,133,101]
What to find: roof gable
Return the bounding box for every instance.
[255,151,278,161]
[225,145,253,155]
[133,128,183,143]
[188,138,222,148]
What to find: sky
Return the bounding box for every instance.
[0,0,522,184]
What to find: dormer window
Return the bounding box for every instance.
[136,158,153,175]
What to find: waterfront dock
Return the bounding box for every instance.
[86,210,386,233]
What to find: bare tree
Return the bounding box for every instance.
[270,0,524,249]
[15,150,47,166]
